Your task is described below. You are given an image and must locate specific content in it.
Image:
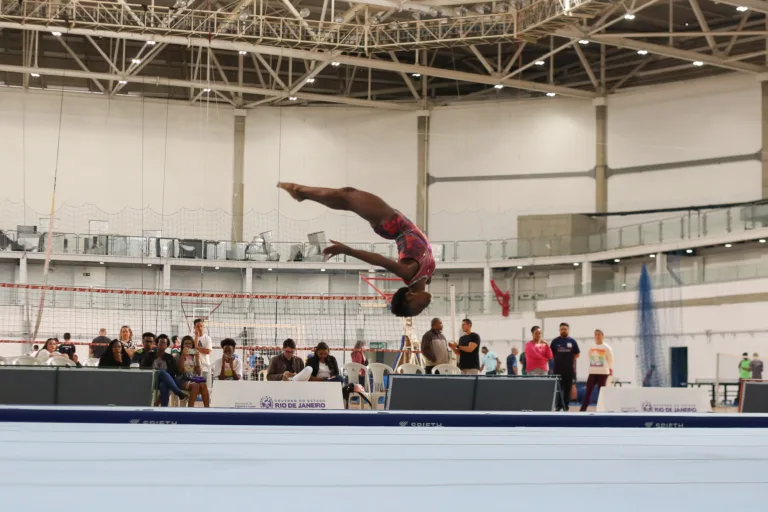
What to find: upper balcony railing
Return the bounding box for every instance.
[2,202,767,264]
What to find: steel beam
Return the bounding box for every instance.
[687,0,719,54]
[0,22,595,98]
[585,33,766,73]
[469,44,496,75]
[0,63,417,110]
[573,43,598,89]
[57,38,106,93]
[716,0,768,15]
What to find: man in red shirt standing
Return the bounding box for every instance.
[524,326,553,376]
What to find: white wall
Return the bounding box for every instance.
[428,98,596,240]
[244,108,418,242]
[606,74,762,229]
[0,89,234,238]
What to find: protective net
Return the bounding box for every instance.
[0,283,433,372]
[636,264,670,387]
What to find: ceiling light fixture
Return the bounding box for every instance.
[637,50,648,55]
[147,264,152,267]
[132,58,142,64]
[214,266,220,270]
[614,258,620,263]
[623,13,636,20]
[238,50,248,55]
[146,41,157,46]
[736,6,748,12]
[760,239,766,243]
[649,254,656,258]
[306,78,315,83]
[578,40,589,45]
[494,84,504,89]
[546,92,556,97]
[534,60,545,66]
[516,265,523,270]
[299,7,310,18]
[686,249,693,254]
[321,268,326,272]
[412,73,421,78]
[267,268,273,271]
[51,31,62,37]
[288,96,298,101]
[203,88,211,92]
[725,243,732,248]
[331,61,341,67]
[99,261,105,265]
[573,262,580,267]
[118,80,128,85]
[30,72,40,78]
[693,60,704,66]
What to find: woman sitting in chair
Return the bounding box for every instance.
[36,338,58,360]
[98,339,131,368]
[174,335,210,408]
[305,342,342,382]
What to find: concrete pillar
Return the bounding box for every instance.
[594,98,608,213]
[762,79,768,199]
[162,263,171,290]
[416,111,430,233]
[232,109,246,242]
[655,252,666,278]
[18,255,27,285]
[244,267,253,294]
[581,260,592,294]
[483,266,491,314]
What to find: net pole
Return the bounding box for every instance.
[715,352,721,406]
[449,285,456,344]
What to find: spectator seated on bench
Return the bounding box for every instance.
[98,339,131,368]
[213,338,243,381]
[306,342,342,382]
[140,334,188,407]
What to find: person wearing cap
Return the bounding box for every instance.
[751,353,764,380]
[737,352,752,406]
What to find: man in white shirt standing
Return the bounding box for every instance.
[193,319,214,388]
[580,328,614,411]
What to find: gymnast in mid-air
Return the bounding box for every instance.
[278,183,434,317]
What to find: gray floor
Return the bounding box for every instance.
[0,422,766,510]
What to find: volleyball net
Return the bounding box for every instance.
[0,282,437,365]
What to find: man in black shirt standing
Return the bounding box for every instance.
[58,332,77,360]
[550,322,580,412]
[449,318,480,375]
[91,328,110,359]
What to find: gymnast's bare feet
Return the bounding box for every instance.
[277,182,305,202]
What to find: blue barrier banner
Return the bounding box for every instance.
[1,406,768,428]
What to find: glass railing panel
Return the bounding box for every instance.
[456,240,488,261]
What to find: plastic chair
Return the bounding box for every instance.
[396,363,424,375]
[10,355,43,366]
[46,356,77,367]
[432,364,461,375]
[343,362,370,410]
[367,363,392,410]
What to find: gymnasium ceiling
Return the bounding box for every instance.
[0,0,765,109]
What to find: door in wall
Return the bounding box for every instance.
[670,346,688,388]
